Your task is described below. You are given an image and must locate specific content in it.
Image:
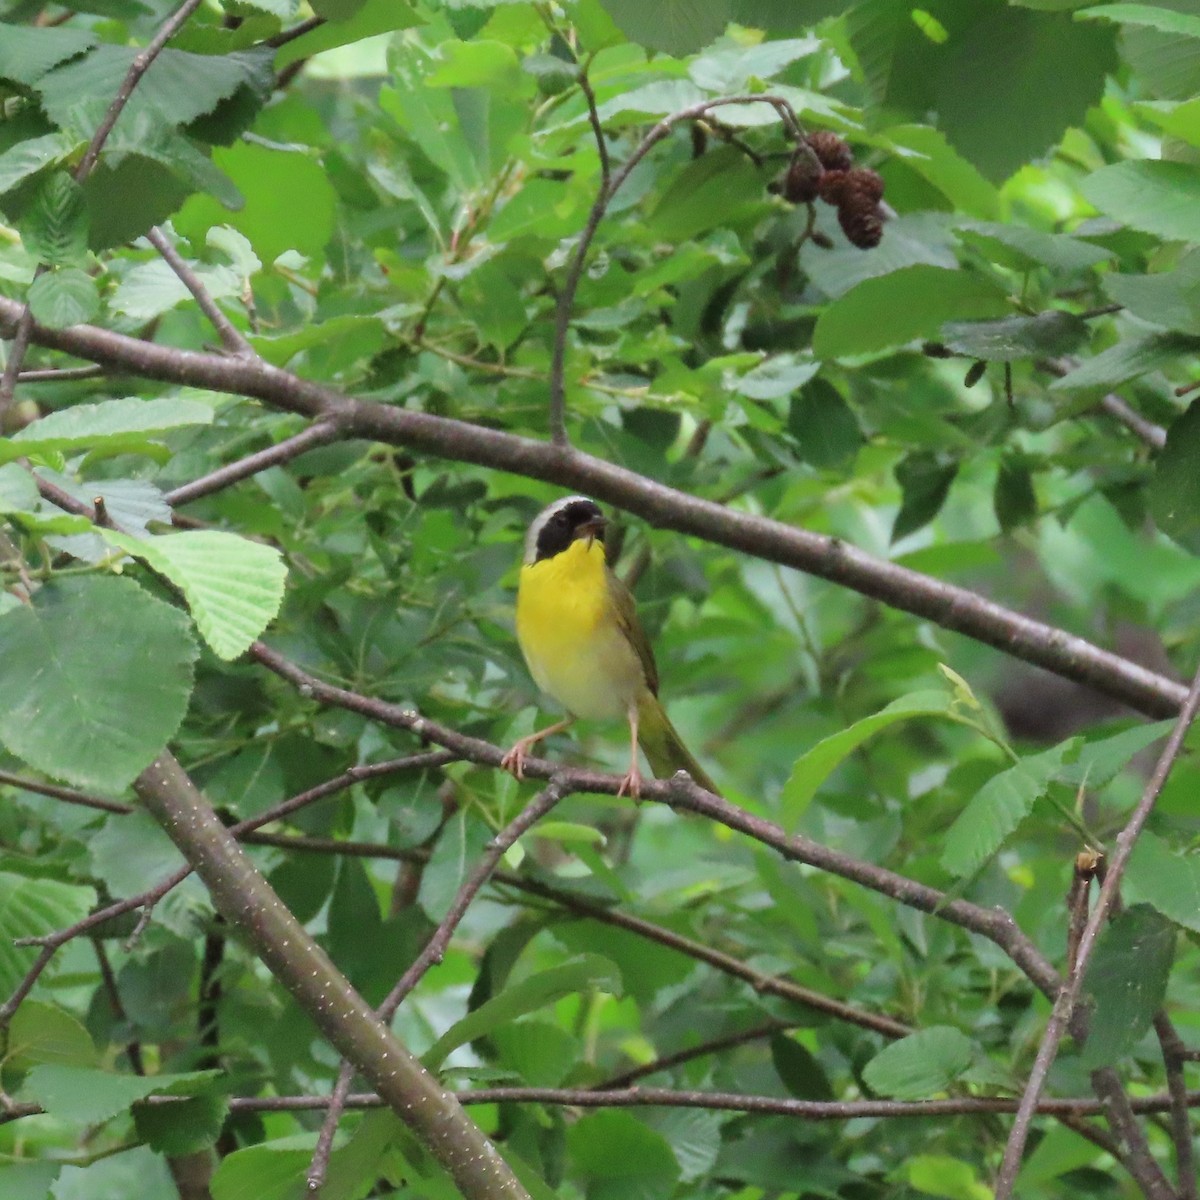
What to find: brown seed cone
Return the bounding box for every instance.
[782,153,822,204]
[805,130,853,172]
[842,167,885,206]
[816,168,851,205]
[837,201,884,249]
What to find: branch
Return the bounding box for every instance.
[994,655,1200,1198]
[164,419,341,506]
[0,769,132,815]
[251,642,1062,1002]
[1153,1012,1198,1200]
[0,752,455,1031]
[133,751,530,1200]
[224,1085,1200,1121]
[307,781,571,1194]
[1037,357,1167,450]
[2,303,1185,720]
[144,226,255,357]
[15,365,106,383]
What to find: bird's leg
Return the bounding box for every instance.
[501,716,574,781]
[617,702,644,800]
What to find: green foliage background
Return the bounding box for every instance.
[0,0,1199,1197]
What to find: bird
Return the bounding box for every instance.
[501,495,718,798]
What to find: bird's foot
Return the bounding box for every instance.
[617,765,644,801]
[500,738,534,780]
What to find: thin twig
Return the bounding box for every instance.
[165,419,341,506]
[598,1019,795,1089]
[994,656,1200,1198]
[1153,1012,1197,1200]
[577,66,610,189]
[307,781,571,1194]
[0,769,132,815]
[264,15,325,49]
[548,94,805,445]
[144,227,255,357]
[15,365,106,383]
[1038,357,1167,450]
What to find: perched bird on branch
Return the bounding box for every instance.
[502,495,717,798]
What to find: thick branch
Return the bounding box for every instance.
[133,751,529,1200]
[1,302,1184,720]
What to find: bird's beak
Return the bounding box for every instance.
[578,516,607,547]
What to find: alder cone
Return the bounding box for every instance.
[841,167,885,206]
[816,168,851,204]
[838,203,884,249]
[805,130,853,172]
[782,154,822,203]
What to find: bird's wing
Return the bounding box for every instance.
[605,566,659,696]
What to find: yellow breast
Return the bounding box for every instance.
[515,539,645,721]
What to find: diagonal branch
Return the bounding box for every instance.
[307,781,571,1194]
[133,750,530,1200]
[994,655,1200,1198]
[144,227,255,357]
[1,301,1185,719]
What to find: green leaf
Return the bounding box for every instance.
[567,1110,681,1198]
[0,873,96,999]
[274,0,422,70]
[0,576,197,791]
[994,455,1038,531]
[110,258,241,322]
[27,267,99,329]
[0,131,79,195]
[19,171,88,266]
[689,36,820,92]
[1082,160,1200,242]
[892,452,959,542]
[0,26,97,86]
[1150,399,1200,552]
[813,266,1010,359]
[424,955,623,1069]
[941,311,1089,362]
[905,1156,991,1200]
[177,140,336,264]
[0,1162,61,1200]
[1049,330,1200,392]
[1076,3,1200,38]
[770,1033,834,1100]
[134,1092,230,1156]
[1081,904,1175,1068]
[1105,250,1200,334]
[6,999,98,1072]
[780,690,964,827]
[101,529,287,660]
[648,146,769,242]
[935,8,1116,182]
[24,1064,217,1126]
[883,124,1000,219]
[940,741,1079,878]
[787,379,864,469]
[597,0,732,55]
[862,1026,974,1099]
[955,219,1114,273]
[427,40,521,89]
[2,396,213,463]
[736,354,819,400]
[492,1019,580,1087]
[1060,721,1174,788]
[37,46,274,137]
[1126,831,1200,932]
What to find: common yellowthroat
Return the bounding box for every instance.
[501,496,717,798]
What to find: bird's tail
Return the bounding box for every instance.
[636,692,719,795]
